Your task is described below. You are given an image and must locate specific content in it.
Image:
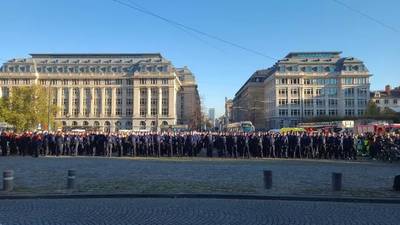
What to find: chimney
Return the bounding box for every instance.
[385,85,391,95]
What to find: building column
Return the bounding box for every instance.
[133,87,140,117]
[90,88,95,117]
[101,87,106,117]
[122,88,127,117]
[147,87,151,116]
[158,87,162,116]
[57,87,62,117]
[111,87,116,116]
[168,86,176,119]
[79,88,84,117]
[68,87,73,117]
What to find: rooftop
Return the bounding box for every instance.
[29,53,162,58]
[285,52,342,59]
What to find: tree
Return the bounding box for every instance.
[365,100,381,116]
[0,85,58,132]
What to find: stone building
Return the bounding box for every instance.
[265,52,371,129]
[175,66,201,130]
[232,69,271,130]
[0,53,201,132]
[371,85,400,112]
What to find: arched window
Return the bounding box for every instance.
[94,121,100,127]
[151,121,156,126]
[162,121,168,126]
[72,121,78,126]
[83,121,89,126]
[125,121,132,129]
[62,121,67,126]
[104,121,111,126]
[140,121,146,129]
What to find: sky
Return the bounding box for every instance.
[0,0,399,117]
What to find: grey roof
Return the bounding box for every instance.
[29,53,162,58]
[285,51,342,58]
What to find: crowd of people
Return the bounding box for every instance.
[0,131,399,161]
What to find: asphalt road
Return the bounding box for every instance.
[0,198,399,225]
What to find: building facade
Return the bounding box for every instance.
[0,53,201,132]
[232,69,270,130]
[175,66,202,130]
[265,52,371,129]
[371,85,400,112]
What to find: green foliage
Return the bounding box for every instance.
[365,101,381,116]
[0,85,58,132]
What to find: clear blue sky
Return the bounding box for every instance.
[0,0,399,117]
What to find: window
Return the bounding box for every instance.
[317,110,326,116]
[116,88,122,96]
[328,99,338,106]
[162,108,169,116]
[304,89,313,96]
[304,99,313,107]
[304,110,313,117]
[126,108,132,116]
[151,107,157,115]
[126,99,133,105]
[304,79,312,85]
[384,99,389,104]
[342,78,353,85]
[375,99,380,104]
[358,110,365,116]
[344,88,354,97]
[316,99,325,107]
[329,110,338,116]
[290,89,298,96]
[290,99,300,105]
[279,109,288,116]
[315,88,324,96]
[394,99,398,105]
[357,88,368,96]
[290,79,299,84]
[327,88,337,96]
[345,99,355,107]
[116,108,122,116]
[291,109,300,116]
[345,109,355,116]
[278,89,287,96]
[358,99,367,107]
[326,78,337,85]
[116,98,122,105]
[278,99,288,106]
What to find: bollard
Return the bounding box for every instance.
[3,170,14,192]
[332,172,342,191]
[263,170,272,189]
[67,169,76,190]
[394,175,400,192]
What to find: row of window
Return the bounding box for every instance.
[278,109,365,117]
[278,98,367,107]
[2,65,169,74]
[277,64,366,73]
[375,99,399,105]
[62,120,169,130]
[276,77,368,85]
[277,87,368,97]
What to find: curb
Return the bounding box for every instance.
[0,193,399,204]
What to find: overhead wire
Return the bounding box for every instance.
[331,0,398,33]
[112,0,278,61]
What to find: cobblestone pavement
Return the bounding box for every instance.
[0,198,399,225]
[0,156,399,197]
